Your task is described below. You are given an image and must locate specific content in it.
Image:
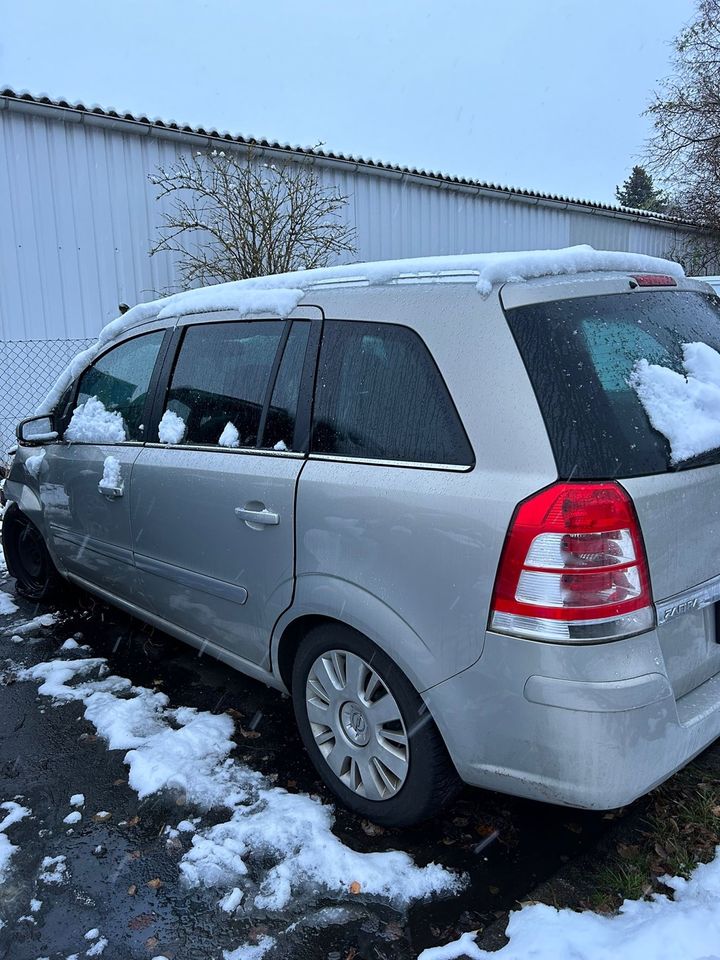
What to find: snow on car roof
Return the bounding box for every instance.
[37,244,684,414]
[119,243,684,328]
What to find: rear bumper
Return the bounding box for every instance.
[423,630,720,809]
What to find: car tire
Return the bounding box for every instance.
[292,622,461,827]
[1,505,65,602]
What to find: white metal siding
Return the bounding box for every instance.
[1,108,183,340]
[1,99,691,341]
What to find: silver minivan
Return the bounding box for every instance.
[6,250,720,826]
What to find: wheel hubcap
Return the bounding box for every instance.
[305,649,409,801]
[340,701,370,746]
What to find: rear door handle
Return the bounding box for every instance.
[235,505,280,527]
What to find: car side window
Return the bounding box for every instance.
[163,321,285,447]
[259,321,311,451]
[311,321,473,466]
[69,331,165,443]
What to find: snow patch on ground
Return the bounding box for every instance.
[180,783,456,910]
[418,931,483,959]
[39,854,67,885]
[219,887,244,913]
[158,409,186,445]
[98,456,122,494]
[0,592,18,615]
[421,848,720,960]
[631,342,720,464]
[85,936,108,956]
[7,613,58,637]
[16,655,461,910]
[65,397,126,444]
[218,422,240,448]
[63,811,82,825]
[70,794,85,807]
[0,801,30,882]
[223,936,276,960]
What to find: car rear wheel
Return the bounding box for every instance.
[292,623,461,827]
[2,506,64,602]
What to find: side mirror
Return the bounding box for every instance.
[17,414,58,446]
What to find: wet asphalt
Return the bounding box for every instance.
[0,574,616,960]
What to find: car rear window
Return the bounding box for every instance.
[504,290,720,478]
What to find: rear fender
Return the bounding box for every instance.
[271,574,444,693]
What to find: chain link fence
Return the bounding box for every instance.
[0,338,94,463]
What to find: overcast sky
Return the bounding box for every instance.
[0,0,695,205]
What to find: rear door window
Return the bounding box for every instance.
[311,320,473,466]
[165,321,285,447]
[504,290,720,478]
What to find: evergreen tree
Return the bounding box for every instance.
[616,166,667,212]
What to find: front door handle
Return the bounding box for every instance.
[98,482,124,499]
[235,505,280,527]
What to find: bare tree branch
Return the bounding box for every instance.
[645,0,720,266]
[149,148,356,287]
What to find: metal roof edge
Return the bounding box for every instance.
[0,87,700,231]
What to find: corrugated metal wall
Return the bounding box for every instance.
[0,96,693,452]
[1,98,691,341]
[1,108,183,341]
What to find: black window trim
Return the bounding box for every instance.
[307,317,476,473]
[256,321,292,448]
[293,318,323,453]
[144,315,323,457]
[60,326,173,446]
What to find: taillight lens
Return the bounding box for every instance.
[489,482,655,643]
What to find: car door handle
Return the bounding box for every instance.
[235,505,280,526]
[98,482,124,499]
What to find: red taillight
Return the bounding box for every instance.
[630,274,677,287]
[489,482,655,643]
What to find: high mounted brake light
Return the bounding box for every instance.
[489,482,655,643]
[630,274,677,287]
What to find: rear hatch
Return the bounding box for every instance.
[502,275,720,699]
